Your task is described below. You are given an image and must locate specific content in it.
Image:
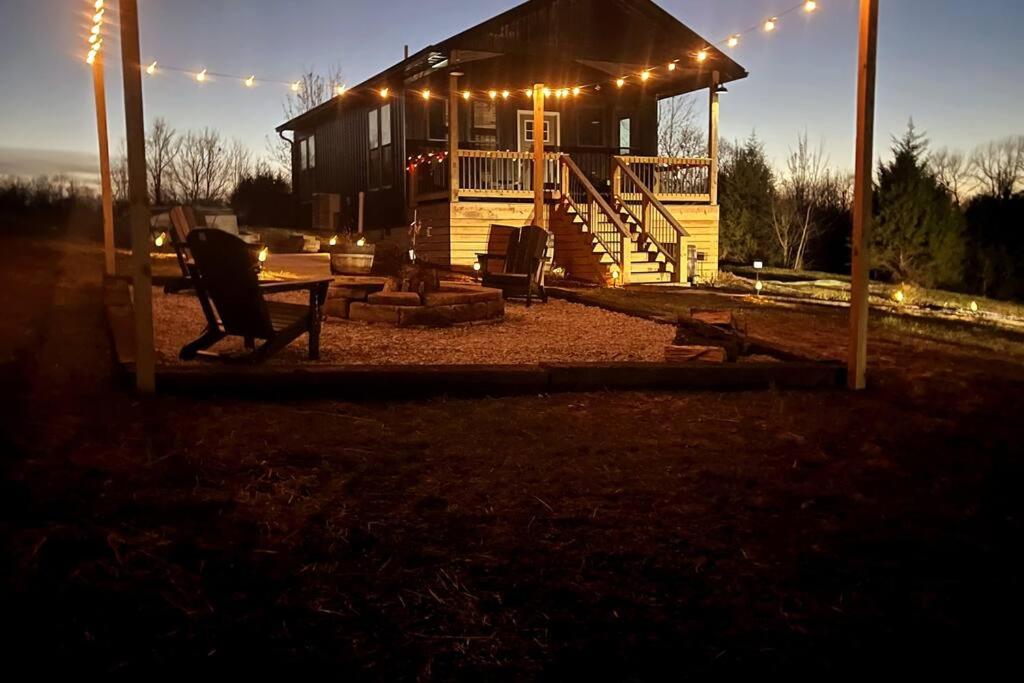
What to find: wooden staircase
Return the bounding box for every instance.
[558,155,683,285]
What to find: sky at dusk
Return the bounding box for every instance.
[1,0,1022,182]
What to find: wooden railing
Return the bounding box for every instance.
[457,150,561,199]
[612,157,689,282]
[615,155,712,202]
[561,155,633,280]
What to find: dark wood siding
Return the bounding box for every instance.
[293,97,407,231]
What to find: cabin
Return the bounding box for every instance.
[276,0,747,285]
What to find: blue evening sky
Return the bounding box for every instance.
[0,0,1022,177]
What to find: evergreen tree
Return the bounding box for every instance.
[873,121,966,288]
[718,133,777,264]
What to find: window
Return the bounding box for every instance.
[427,99,447,141]
[618,117,632,152]
[299,135,316,170]
[368,104,392,190]
[470,101,497,146]
[524,120,551,144]
[578,107,604,147]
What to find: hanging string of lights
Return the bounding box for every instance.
[86,1,821,99]
[84,0,106,65]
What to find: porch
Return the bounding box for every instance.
[408,146,721,285]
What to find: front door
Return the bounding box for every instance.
[517,110,560,152]
[517,110,560,187]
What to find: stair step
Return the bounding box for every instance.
[628,270,674,284]
[630,261,667,274]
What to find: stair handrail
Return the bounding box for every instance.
[561,156,632,242]
[611,156,690,240]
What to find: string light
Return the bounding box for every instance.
[94,0,103,8]
[85,1,104,65]
[119,1,825,98]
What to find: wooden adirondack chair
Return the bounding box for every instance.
[476,225,550,306]
[166,205,202,292]
[181,228,331,363]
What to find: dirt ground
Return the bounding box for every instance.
[152,290,674,365]
[2,237,1023,677]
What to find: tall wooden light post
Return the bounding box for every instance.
[532,83,546,228]
[118,0,156,393]
[849,0,879,390]
[90,50,115,276]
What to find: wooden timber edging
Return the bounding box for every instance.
[151,360,845,398]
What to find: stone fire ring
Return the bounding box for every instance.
[322,277,504,327]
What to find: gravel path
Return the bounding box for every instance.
[153,289,674,365]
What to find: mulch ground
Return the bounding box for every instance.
[152,289,674,365]
[2,237,1023,677]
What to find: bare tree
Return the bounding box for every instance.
[171,128,230,204]
[111,139,130,202]
[266,65,345,173]
[970,135,1024,199]
[146,117,178,205]
[658,94,705,158]
[223,138,253,196]
[928,147,971,205]
[772,132,828,270]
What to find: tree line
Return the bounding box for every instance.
[685,115,1022,299]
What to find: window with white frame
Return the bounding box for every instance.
[368,103,392,190]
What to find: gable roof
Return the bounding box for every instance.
[278,0,747,132]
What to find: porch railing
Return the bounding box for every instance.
[615,156,712,202]
[457,150,561,199]
[612,156,689,281]
[408,149,713,207]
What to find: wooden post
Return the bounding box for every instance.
[533,83,546,228]
[357,191,365,233]
[448,72,460,203]
[118,0,155,393]
[849,0,878,391]
[708,70,720,205]
[92,52,115,276]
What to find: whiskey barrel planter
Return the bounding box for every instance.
[329,239,376,275]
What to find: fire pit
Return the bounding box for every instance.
[323,277,504,328]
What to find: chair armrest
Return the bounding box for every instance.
[476,253,504,262]
[259,278,332,295]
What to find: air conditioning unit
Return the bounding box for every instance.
[311,193,340,232]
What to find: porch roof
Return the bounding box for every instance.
[277,0,748,133]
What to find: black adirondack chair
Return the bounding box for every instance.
[166,205,201,292]
[182,228,331,363]
[476,225,550,306]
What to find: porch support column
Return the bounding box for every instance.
[91,52,115,276]
[448,72,460,203]
[849,0,879,390]
[119,0,155,394]
[532,83,546,228]
[708,70,720,205]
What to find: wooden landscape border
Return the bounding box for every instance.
[104,277,845,398]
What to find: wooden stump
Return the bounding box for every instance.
[664,345,728,363]
[673,308,747,362]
